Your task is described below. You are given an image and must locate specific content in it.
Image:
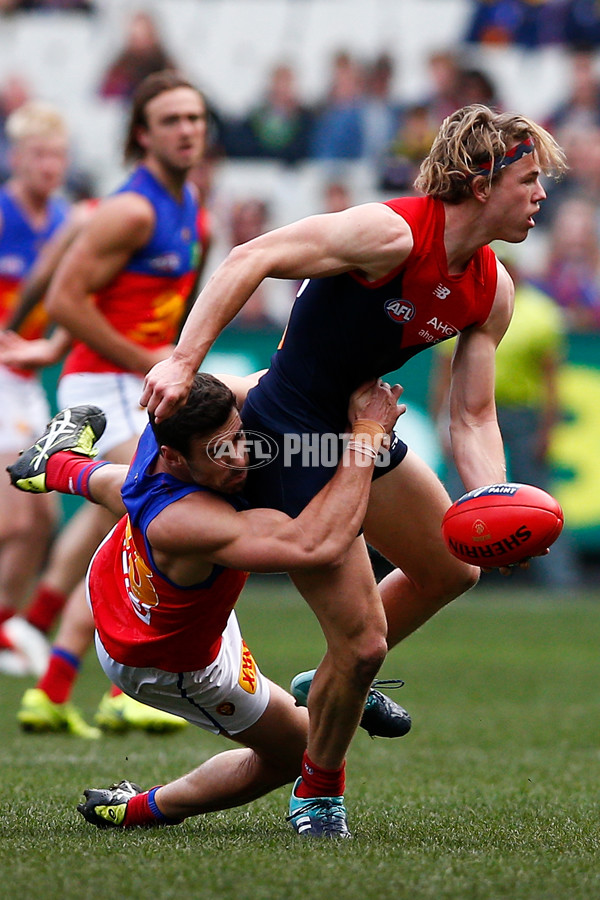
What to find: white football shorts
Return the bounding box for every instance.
[58,371,148,456]
[0,366,51,454]
[94,611,271,736]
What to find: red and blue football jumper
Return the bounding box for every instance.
[62,166,205,378]
[88,424,248,673]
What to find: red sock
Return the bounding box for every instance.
[25,585,67,634]
[295,752,346,799]
[37,647,80,703]
[0,625,15,651]
[123,791,157,827]
[0,607,16,627]
[45,452,110,502]
[123,787,178,827]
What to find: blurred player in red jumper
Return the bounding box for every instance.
[5,71,211,736]
[142,105,567,836]
[0,101,70,674]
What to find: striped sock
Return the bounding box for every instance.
[45,451,110,502]
[123,787,180,827]
[38,647,80,704]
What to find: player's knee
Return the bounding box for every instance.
[416,560,479,615]
[447,561,480,598]
[427,561,479,610]
[347,636,388,689]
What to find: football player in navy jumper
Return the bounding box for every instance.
[141,105,567,837]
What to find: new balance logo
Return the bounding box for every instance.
[433,284,451,300]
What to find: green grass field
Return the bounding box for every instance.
[1,577,599,900]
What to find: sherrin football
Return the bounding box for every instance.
[441,483,564,567]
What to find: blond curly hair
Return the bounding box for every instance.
[415,104,567,204]
[5,101,68,144]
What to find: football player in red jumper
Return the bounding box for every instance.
[142,105,567,836]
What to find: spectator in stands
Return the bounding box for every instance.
[309,50,365,160]
[545,46,600,134]
[538,197,600,331]
[98,10,176,102]
[223,63,312,164]
[226,199,283,330]
[418,49,463,129]
[322,180,353,214]
[536,123,600,226]
[459,66,501,110]
[360,52,403,165]
[464,0,563,48]
[563,1,600,48]
[378,103,436,192]
[0,0,95,10]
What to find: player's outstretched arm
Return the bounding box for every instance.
[149,380,405,576]
[141,203,412,422]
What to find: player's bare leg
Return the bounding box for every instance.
[153,684,308,818]
[364,449,479,649]
[51,579,94,657]
[31,502,117,602]
[290,536,388,771]
[7,431,138,665]
[77,684,309,826]
[0,455,57,612]
[38,432,141,658]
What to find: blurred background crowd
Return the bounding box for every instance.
[0,0,599,584]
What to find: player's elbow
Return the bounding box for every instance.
[226,241,257,275]
[227,237,274,282]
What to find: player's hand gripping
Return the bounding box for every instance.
[348,378,406,438]
[482,548,549,578]
[140,353,196,423]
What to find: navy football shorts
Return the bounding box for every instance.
[241,412,408,517]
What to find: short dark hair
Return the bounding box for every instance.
[124,69,204,163]
[149,373,236,458]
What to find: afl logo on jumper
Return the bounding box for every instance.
[384,298,415,323]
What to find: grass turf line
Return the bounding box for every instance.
[0,578,599,900]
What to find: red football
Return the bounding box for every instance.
[441,483,564,567]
